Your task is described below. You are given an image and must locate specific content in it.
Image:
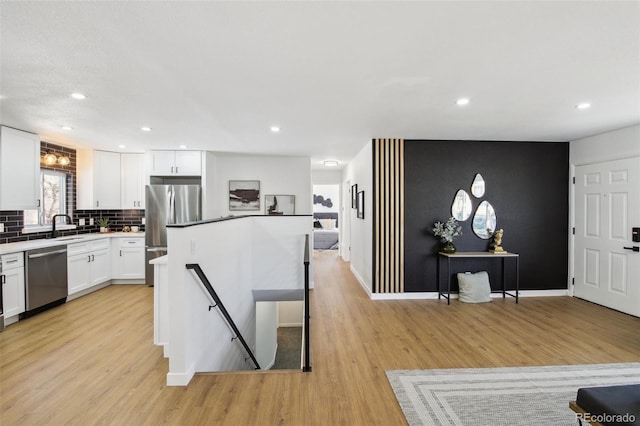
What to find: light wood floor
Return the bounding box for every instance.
[2,251,640,425]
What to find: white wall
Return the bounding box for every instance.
[570,124,640,164]
[312,169,343,185]
[256,302,278,370]
[313,184,340,213]
[278,301,303,327]
[206,153,312,218]
[343,141,373,293]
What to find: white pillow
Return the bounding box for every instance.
[457,271,492,303]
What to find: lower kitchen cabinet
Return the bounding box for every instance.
[112,237,145,280]
[67,239,111,295]
[1,252,26,320]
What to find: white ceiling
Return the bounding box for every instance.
[1,1,639,169]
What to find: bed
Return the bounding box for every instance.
[313,213,339,250]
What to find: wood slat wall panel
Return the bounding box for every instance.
[373,138,404,293]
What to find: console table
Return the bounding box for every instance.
[437,251,520,304]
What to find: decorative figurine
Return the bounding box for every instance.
[490,228,506,253]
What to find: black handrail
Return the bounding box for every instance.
[303,234,312,372]
[185,263,261,370]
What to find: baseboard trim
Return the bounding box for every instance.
[167,363,195,386]
[67,281,111,302]
[278,323,303,328]
[371,289,570,300]
[350,265,371,297]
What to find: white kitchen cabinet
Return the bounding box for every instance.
[121,153,145,209]
[67,239,111,295]
[112,237,145,280]
[77,149,121,209]
[149,150,201,176]
[0,126,40,210]
[1,252,25,320]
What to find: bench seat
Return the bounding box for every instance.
[571,384,640,425]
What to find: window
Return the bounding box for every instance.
[24,170,68,226]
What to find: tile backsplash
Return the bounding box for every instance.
[0,209,145,244]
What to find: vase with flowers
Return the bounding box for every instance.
[433,217,462,253]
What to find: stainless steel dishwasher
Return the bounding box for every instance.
[24,245,68,317]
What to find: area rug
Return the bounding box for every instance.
[386,363,640,426]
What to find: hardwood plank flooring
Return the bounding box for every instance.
[2,251,640,425]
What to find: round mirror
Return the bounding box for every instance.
[471,173,485,198]
[451,189,472,221]
[472,200,497,239]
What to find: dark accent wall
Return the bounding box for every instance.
[0,141,144,244]
[403,140,569,292]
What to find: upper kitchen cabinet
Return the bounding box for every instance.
[0,126,40,210]
[149,150,201,176]
[121,153,145,209]
[77,149,121,209]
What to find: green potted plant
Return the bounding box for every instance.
[97,218,109,233]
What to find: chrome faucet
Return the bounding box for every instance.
[51,214,72,238]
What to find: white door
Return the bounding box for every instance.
[342,179,351,261]
[574,156,640,316]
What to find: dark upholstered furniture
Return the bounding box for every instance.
[571,384,640,425]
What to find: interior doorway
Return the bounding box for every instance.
[312,184,340,251]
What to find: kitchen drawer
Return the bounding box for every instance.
[1,252,24,269]
[118,238,144,248]
[90,239,111,251]
[67,242,91,256]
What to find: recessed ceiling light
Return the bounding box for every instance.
[576,102,591,110]
[179,145,187,149]
[456,98,470,106]
[118,144,126,149]
[70,93,86,100]
[61,126,73,130]
[141,126,152,132]
[323,160,339,167]
[270,126,280,133]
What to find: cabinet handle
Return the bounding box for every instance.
[1,274,5,285]
[37,199,41,207]
[171,166,174,173]
[175,166,179,173]
[6,259,18,264]
[96,200,100,208]
[88,255,91,263]
[91,254,95,262]
[120,250,122,257]
[128,241,136,244]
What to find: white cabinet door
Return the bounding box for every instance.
[118,247,145,279]
[175,151,201,175]
[150,151,176,175]
[149,150,201,176]
[90,249,111,285]
[94,151,121,209]
[0,126,40,210]
[77,150,122,209]
[121,153,145,209]
[68,253,92,295]
[2,266,25,318]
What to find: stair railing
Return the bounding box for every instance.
[185,263,261,370]
[303,233,312,372]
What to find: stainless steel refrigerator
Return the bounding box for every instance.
[145,184,201,285]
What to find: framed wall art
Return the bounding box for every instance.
[351,184,358,208]
[229,180,260,211]
[357,191,365,219]
[265,194,295,215]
